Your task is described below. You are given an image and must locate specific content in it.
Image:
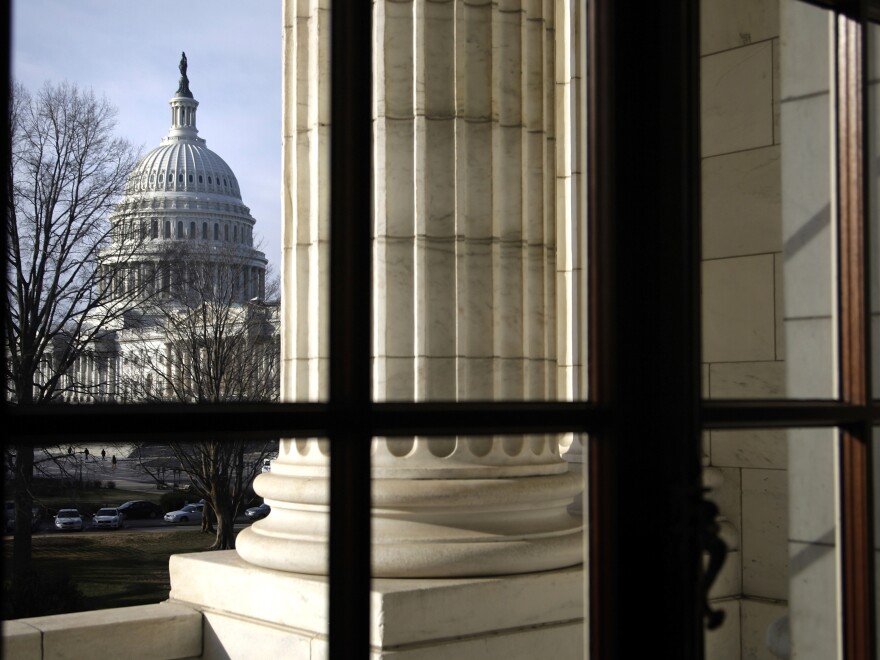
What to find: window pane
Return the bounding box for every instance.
[703,428,840,659]
[701,0,837,400]
[370,2,587,403]
[235,434,586,655]
[9,5,282,406]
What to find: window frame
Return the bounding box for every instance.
[3,2,878,659]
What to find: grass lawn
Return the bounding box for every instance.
[3,529,232,615]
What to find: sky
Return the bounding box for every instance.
[12,0,283,272]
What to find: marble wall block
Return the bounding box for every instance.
[701,0,779,56]
[705,600,741,660]
[741,598,788,660]
[711,429,787,471]
[780,95,833,321]
[774,255,785,361]
[742,468,789,600]
[702,146,781,260]
[701,41,774,158]
[788,540,839,659]
[784,318,835,398]
[779,0,831,101]
[772,39,780,145]
[708,361,785,399]
[702,254,777,364]
[709,548,743,601]
[707,467,743,548]
[787,428,837,545]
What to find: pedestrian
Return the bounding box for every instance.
[84,448,90,459]
[101,449,106,461]
[112,455,117,470]
[68,446,73,455]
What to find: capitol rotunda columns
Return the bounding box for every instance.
[235,0,583,580]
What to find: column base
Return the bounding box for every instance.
[168,550,584,659]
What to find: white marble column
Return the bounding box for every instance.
[236,0,583,580]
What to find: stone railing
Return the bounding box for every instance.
[2,602,201,660]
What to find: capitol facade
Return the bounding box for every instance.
[63,54,278,404]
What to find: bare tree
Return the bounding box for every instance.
[4,81,142,590]
[123,242,279,548]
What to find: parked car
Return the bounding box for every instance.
[92,507,124,529]
[54,509,84,532]
[245,503,271,521]
[164,503,203,524]
[117,500,163,520]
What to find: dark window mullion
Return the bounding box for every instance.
[328,1,373,659]
[701,399,880,428]
[588,1,703,657]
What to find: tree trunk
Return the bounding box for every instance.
[209,501,236,550]
[201,502,216,534]
[11,445,36,613]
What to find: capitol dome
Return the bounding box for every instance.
[123,55,243,202]
[102,53,268,302]
[128,140,243,200]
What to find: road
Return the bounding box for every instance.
[14,447,257,537]
[27,518,254,536]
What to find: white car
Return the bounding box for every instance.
[164,503,204,524]
[92,507,124,529]
[54,509,84,532]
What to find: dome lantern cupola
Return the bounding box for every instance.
[167,51,201,142]
[125,53,245,200]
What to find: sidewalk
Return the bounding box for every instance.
[33,451,184,495]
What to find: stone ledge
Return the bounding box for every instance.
[169,550,585,655]
[2,602,202,660]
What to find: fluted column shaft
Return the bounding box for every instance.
[236,0,583,578]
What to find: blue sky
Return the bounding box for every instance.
[12,0,283,272]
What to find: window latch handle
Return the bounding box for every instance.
[699,492,727,630]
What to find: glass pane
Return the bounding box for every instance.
[370,2,587,403]
[703,428,840,659]
[701,0,837,399]
[9,6,282,405]
[870,22,880,398]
